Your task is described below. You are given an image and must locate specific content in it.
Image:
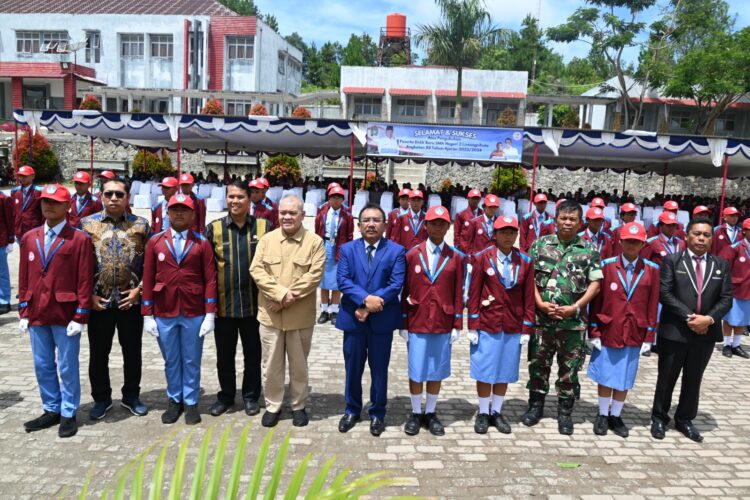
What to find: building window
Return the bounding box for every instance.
[121,34,144,57]
[716,114,736,133]
[16,31,40,54]
[668,109,693,130]
[16,31,68,54]
[150,34,173,88]
[438,99,471,121]
[353,97,382,117]
[278,53,286,75]
[120,34,145,87]
[225,100,253,115]
[395,98,426,118]
[227,36,254,60]
[85,31,101,63]
[226,36,255,91]
[150,35,174,58]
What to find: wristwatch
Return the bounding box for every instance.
[574,303,581,316]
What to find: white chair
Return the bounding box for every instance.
[139,183,153,196]
[427,194,442,209]
[131,180,142,194]
[199,184,214,199]
[305,189,323,207]
[380,191,394,213]
[452,197,468,220]
[501,200,516,217]
[267,187,283,203]
[642,207,655,229]
[303,203,317,216]
[546,204,556,218]
[652,208,664,229]
[603,206,616,223]
[206,198,225,212]
[353,191,369,207]
[352,201,366,219]
[133,194,152,209]
[210,186,226,200]
[676,210,689,228]
[150,183,161,195]
[517,199,531,215]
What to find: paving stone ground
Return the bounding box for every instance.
[1,211,750,498]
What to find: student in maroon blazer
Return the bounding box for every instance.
[11,165,44,240]
[177,173,206,233]
[711,206,742,257]
[18,184,94,438]
[519,193,550,252]
[580,207,614,261]
[150,176,179,233]
[0,189,15,315]
[454,189,483,253]
[467,215,534,435]
[142,193,218,426]
[66,171,102,228]
[386,188,411,240]
[588,222,659,438]
[647,200,685,239]
[641,211,686,266]
[314,185,354,324]
[249,179,280,227]
[717,218,750,359]
[390,189,427,250]
[461,194,500,256]
[608,203,639,257]
[399,206,465,437]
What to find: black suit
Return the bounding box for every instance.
[652,251,733,425]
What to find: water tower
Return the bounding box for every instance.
[377,13,411,66]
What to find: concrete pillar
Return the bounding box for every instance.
[101,93,107,112]
[127,93,133,112]
[63,75,76,110]
[477,94,484,125]
[11,77,23,109]
[517,99,526,127]
[546,103,553,127]
[587,103,594,125]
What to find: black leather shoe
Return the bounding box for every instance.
[89,400,113,420]
[557,398,574,435]
[329,312,338,324]
[650,420,666,439]
[641,349,651,357]
[593,415,609,436]
[58,416,78,438]
[338,413,361,433]
[723,345,733,358]
[0,303,11,315]
[675,420,703,442]
[121,398,148,416]
[522,393,545,427]
[609,416,629,438]
[161,400,183,424]
[732,346,750,359]
[292,409,309,427]
[244,399,261,416]
[650,344,659,354]
[317,311,330,324]
[261,410,281,427]
[474,413,490,434]
[23,411,60,432]
[210,400,233,417]
[490,412,511,434]
[404,413,423,436]
[184,405,201,425]
[370,417,385,436]
[424,412,445,436]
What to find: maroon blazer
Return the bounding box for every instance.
[467,246,535,335]
[719,239,750,300]
[67,192,103,228]
[251,198,279,228]
[519,210,549,252]
[401,242,465,333]
[647,222,685,240]
[462,215,495,256]
[11,184,43,239]
[189,193,206,233]
[390,210,427,250]
[0,193,15,246]
[711,223,742,257]
[141,228,218,318]
[18,223,93,325]
[579,229,614,260]
[386,207,408,240]
[314,202,354,261]
[151,201,167,234]
[589,256,660,346]
[454,207,483,253]
[641,234,685,266]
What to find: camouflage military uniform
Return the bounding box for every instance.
[526,234,603,399]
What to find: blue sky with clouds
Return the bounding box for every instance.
[257,0,749,64]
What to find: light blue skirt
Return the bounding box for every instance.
[320,240,339,290]
[408,332,451,382]
[587,345,641,391]
[470,331,522,384]
[724,298,750,327]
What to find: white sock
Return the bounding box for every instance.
[733,335,742,348]
[321,303,329,312]
[410,394,423,414]
[725,336,732,346]
[330,303,339,313]
[491,394,505,414]
[425,392,439,414]
[478,397,490,415]
[598,396,611,416]
[610,400,625,417]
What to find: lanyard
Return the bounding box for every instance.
[76,195,90,216]
[164,234,194,265]
[483,217,494,237]
[660,235,676,254]
[589,231,605,253]
[742,241,750,262]
[418,250,449,284]
[531,213,540,237]
[35,236,64,272]
[326,210,341,239]
[410,214,425,236]
[728,225,738,243]
[616,267,645,301]
[21,187,34,211]
[488,255,519,289]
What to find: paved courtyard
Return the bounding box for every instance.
[1,211,750,498]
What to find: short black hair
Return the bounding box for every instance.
[227,179,250,197]
[556,199,582,220]
[686,217,713,234]
[359,203,386,222]
[103,178,130,194]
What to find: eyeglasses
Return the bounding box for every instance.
[103,190,126,199]
[360,218,384,224]
[279,211,300,217]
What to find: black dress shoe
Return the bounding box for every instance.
[404,413,423,436]
[641,349,651,357]
[292,409,309,427]
[261,410,281,427]
[650,420,666,439]
[370,417,385,436]
[184,405,201,425]
[489,412,511,434]
[24,411,60,432]
[244,399,261,416]
[329,312,338,324]
[338,413,361,433]
[317,311,330,324]
[121,398,148,417]
[0,303,11,315]
[424,412,445,436]
[609,416,629,438]
[593,415,609,436]
[58,416,78,438]
[732,346,750,359]
[723,345,733,358]
[161,400,183,424]
[675,421,703,442]
[474,413,490,434]
[650,344,659,354]
[210,400,233,417]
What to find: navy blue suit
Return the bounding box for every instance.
[336,237,406,419]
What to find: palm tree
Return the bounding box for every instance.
[414,0,506,124]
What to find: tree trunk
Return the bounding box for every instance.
[455,66,463,125]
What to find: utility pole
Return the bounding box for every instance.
[530,0,542,86]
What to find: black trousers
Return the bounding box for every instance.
[651,336,714,424]
[88,306,143,402]
[214,316,262,404]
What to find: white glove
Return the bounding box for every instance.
[640,342,652,355]
[399,329,409,342]
[466,330,479,345]
[18,318,28,334]
[519,334,530,346]
[66,321,84,337]
[590,338,602,350]
[450,328,460,344]
[199,313,216,337]
[5,245,12,254]
[144,315,159,338]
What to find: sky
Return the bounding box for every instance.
[256,0,750,65]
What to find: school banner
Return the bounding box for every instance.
[365,123,524,162]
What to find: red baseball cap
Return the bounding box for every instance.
[723,206,739,216]
[425,206,450,223]
[179,173,195,185]
[249,179,263,190]
[97,170,116,179]
[468,189,482,199]
[586,207,605,220]
[17,165,35,176]
[533,193,548,204]
[591,197,605,208]
[328,185,345,197]
[555,198,566,208]
[258,177,270,188]
[494,215,519,231]
[409,189,424,199]
[327,181,340,190]
[693,205,710,216]
[73,171,91,184]
[659,211,679,225]
[620,203,637,214]
[40,184,70,203]
[620,222,647,242]
[484,194,500,207]
[398,188,411,198]
[742,219,750,230]
[167,193,195,210]
[159,176,179,188]
[663,200,679,211]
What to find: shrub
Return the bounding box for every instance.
[201,98,225,115]
[360,171,377,190]
[496,106,517,127]
[13,131,58,181]
[264,154,301,183]
[131,149,175,179]
[489,166,527,195]
[79,95,102,111]
[439,178,453,193]
[291,105,312,118]
[249,103,269,116]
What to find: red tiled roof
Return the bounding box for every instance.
[0,0,236,15]
[0,62,95,78]
[389,88,432,96]
[435,89,477,97]
[342,87,385,95]
[481,91,526,99]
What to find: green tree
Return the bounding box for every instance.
[341,34,378,66]
[261,13,279,32]
[218,0,258,15]
[476,45,510,70]
[414,0,506,124]
[318,41,343,88]
[508,15,564,86]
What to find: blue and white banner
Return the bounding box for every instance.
[366,123,524,162]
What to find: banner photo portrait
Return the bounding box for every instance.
[366,123,524,162]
